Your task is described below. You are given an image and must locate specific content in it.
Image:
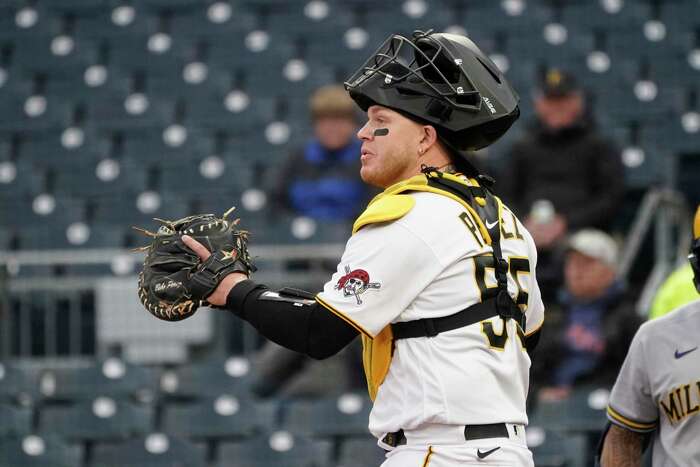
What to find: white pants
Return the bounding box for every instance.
[379,423,534,467]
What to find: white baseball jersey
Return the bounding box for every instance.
[316,189,545,439]
[607,299,700,467]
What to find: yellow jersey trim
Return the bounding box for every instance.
[352,194,415,234]
[315,294,373,339]
[607,405,658,432]
[353,173,492,244]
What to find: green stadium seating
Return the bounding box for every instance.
[160,356,254,398]
[336,436,386,467]
[216,432,333,467]
[284,393,372,438]
[39,398,153,441]
[0,404,32,437]
[528,428,588,467]
[0,435,83,467]
[39,358,157,402]
[91,434,207,467]
[162,394,272,440]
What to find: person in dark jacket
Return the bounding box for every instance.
[273,84,371,226]
[499,69,624,297]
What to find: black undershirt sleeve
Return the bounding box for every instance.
[224,279,359,360]
[525,328,541,355]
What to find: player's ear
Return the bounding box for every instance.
[419,125,439,153]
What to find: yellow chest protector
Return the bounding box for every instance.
[354,172,501,400]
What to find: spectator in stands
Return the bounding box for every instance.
[535,230,641,402]
[648,264,700,319]
[273,84,371,226]
[499,69,624,298]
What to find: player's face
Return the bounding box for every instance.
[565,251,616,300]
[356,105,424,188]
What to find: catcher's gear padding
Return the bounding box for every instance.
[344,29,519,172]
[135,208,255,321]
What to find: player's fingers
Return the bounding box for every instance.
[182,235,211,261]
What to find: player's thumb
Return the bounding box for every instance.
[182,235,211,261]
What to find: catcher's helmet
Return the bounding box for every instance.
[344,30,519,175]
[689,206,700,293]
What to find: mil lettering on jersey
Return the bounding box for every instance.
[659,381,700,424]
[335,265,381,305]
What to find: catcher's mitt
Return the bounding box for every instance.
[134,207,255,321]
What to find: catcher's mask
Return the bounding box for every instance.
[689,206,700,293]
[344,30,520,175]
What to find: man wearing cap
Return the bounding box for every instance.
[536,229,640,401]
[272,84,372,228]
[499,69,624,300]
[600,207,700,466]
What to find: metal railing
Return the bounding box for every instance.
[617,187,692,315]
[0,244,345,361]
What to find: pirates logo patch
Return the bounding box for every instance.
[335,265,381,305]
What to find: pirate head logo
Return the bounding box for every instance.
[335,265,381,305]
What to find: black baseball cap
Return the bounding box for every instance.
[539,68,580,97]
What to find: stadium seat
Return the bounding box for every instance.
[159,355,254,398]
[86,91,172,131]
[91,192,190,227]
[336,436,386,467]
[73,5,153,39]
[527,428,588,467]
[216,432,333,467]
[0,362,39,405]
[8,196,85,227]
[0,404,32,437]
[530,386,610,466]
[206,31,296,69]
[530,386,609,434]
[38,397,153,441]
[284,392,372,438]
[168,5,257,40]
[0,160,44,198]
[0,435,83,467]
[0,94,69,132]
[10,35,95,79]
[107,36,184,78]
[91,434,208,467]
[158,159,253,195]
[162,394,271,440]
[185,95,277,133]
[38,358,158,402]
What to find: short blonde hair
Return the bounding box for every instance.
[309,85,356,121]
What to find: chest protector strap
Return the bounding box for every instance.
[358,170,525,400]
[392,170,526,341]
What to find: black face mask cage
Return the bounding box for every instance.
[345,30,483,113]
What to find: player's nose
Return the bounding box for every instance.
[357,121,373,141]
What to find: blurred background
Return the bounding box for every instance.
[0,0,699,466]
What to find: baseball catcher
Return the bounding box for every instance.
[136,30,544,467]
[134,207,255,321]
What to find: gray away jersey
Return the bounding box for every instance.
[607,299,700,467]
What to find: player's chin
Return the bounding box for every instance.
[360,164,384,188]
